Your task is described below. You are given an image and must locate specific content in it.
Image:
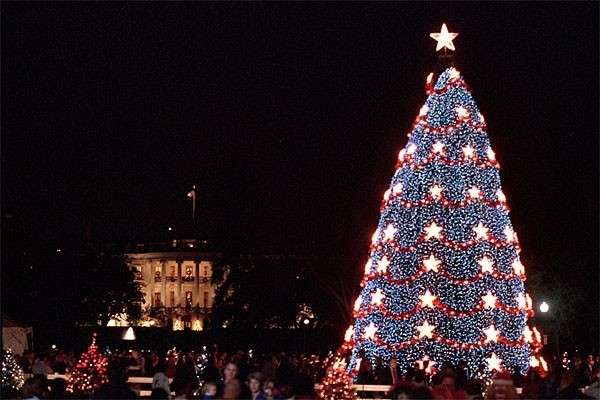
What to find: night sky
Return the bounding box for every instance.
[2,3,598,324]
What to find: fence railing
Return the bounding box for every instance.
[30,374,394,398]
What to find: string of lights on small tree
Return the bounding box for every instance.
[341,24,547,382]
[1,349,25,391]
[317,339,357,400]
[66,333,109,395]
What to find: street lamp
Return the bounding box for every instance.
[539,301,549,313]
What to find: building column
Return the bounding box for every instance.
[195,260,201,307]
[161,260,167,307]
[148,263,155,308]
[176,260,183,307]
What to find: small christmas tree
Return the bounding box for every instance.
[67,333,109,395]
[1,349,25,391]
[317,330,357,400]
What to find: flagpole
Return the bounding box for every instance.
[192,185,196,222]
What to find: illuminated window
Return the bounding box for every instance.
[185,291,193,308]
[186,265,193,276]
[170,265,176,276]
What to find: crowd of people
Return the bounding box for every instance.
[5,347,600,399]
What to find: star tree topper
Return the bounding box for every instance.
[430,23,459,52]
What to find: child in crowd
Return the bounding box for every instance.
[201,382,217,399]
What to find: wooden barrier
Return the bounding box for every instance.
[33,374,527,399]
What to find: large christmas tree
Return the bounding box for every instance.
[347,24,543,378]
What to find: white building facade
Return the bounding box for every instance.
[127,240,218,331]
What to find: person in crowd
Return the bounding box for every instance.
[521,369,542,399]
[171,352,198,397]
[52,351,67,374]
[20,350,35,374]
[291,362,313,396]
[222,362,242,399]
[32,353,53,376]
[48,378,67,399]
[463,379,483,400]
[261,354,279,381]
[151,388,170,399]
[22,376,46,400]
[146,352,164,376]
[483,371,519,400]
[584,365,600,399]
[557,369,594,399]
[263,378,276,399]
[165,352,178,379]
[411,369,434,399]
[355,356,374,384]
[201,382,217,399]
[387,381,413,400]
[247,372,268,400]
[431,370,467,400]
[94,361,138,399]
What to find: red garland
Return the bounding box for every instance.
[394,152,500,172]
[381,191,509,212]
[353,295,532,320]
[361,264,526,288]
[354,331,529,352]
[370,234,521,254]
[425,76,471,96]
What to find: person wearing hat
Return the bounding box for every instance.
[484,371,519,400]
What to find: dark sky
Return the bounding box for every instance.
[2,3,598,305]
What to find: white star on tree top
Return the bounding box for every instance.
[430,23,459,52]
[416,320,436,339]
[423,254,441,272]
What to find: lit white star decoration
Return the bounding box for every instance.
[429,23,459,52]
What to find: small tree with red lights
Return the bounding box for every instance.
[67,333,108,395]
